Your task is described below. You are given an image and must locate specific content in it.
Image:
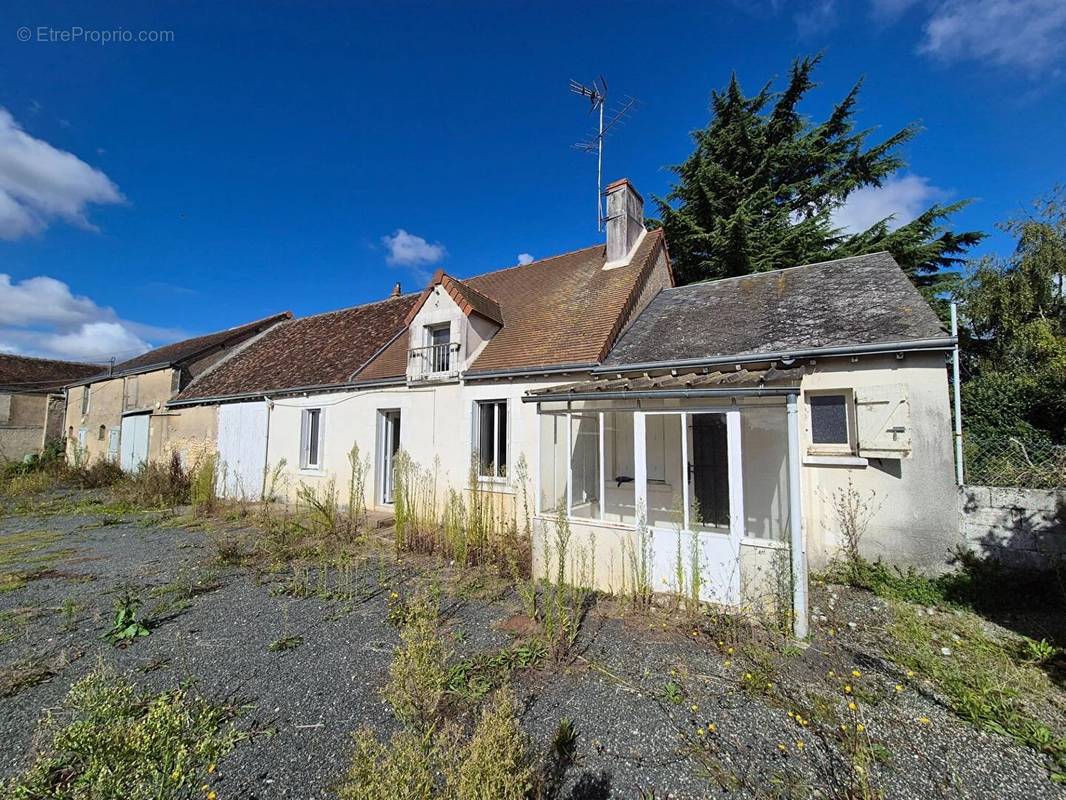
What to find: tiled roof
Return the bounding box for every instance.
[526,366,804,399]
[461,229,667,375]
[603,251,949,368]
[174,294,418,401]
[63,312,294,387]
[0,354,104,393]
[173,230,667,401]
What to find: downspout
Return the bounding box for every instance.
[950,302,965,486]
[261,396,273,501]
[786,392,808,640]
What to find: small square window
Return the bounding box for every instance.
[810,394,849,446]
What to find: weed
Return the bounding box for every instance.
[446,639,548,701]
[453,687,534,800]
[190,454,219,514]
[661,680,685,705]
[60,597,80,632]
[104,591,151,645]
[268,635,303,652]
[383,591,450,728]
[2,667,242,799]
[888,603,1065,779]
[0,652,65,698]
[346,442,371,535]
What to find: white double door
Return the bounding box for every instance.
[119,413,150,472]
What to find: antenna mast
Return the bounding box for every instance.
[570,77,639,231]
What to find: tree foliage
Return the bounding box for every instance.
[652,55,983,303]
[959,187,1066,445]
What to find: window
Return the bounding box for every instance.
[476,400,508,478]
[81,386,90,415]
[300,408,323,469]
[809,393,850,447]
[608,413,668,484]
[426,323,452,373]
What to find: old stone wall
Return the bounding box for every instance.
[959,485,1065,567]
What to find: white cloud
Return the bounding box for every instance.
[0,108,123,239]
[831,174,942,233]
[0,273,162,362]
[39,322,150,361]
[794,0,838,37]
[517,253,534,266]
[381,229,446,268]
[919,0,1066,71]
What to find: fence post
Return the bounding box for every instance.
[950,301,965,486]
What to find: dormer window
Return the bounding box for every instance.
[426,324,452,373]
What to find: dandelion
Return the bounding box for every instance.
[723,660,732,668]
[848,701,857,711]
[208,764,217,774]
[827,670,835,678]
[856,723,865,733]
[795,740,804,749]
[690,703,699,713]
[777,743,787,751]
[727,647,734,655]
[906,669,915,678]
[851,669,861,678]
[691,630,699,638]
[918,716,931,725]
[828,628,836,636]
[895,684,904,693]
[696,728,705,737]
[171,770,181,782]
[843,685,852,694]
[744,672,753,681]
[707,723,717,733]
[787,710,795,718]
[207,793,217,800]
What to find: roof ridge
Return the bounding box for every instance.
[670,250,895,291]
[290,291,420,324]
[463,242,606,284]
[0,353,105,369]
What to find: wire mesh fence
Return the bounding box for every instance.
[963,436,1066,489]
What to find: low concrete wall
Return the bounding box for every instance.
[959,485,1065,567]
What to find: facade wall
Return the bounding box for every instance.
[0,393,52,461]
[153,404,219,468]
[799,353,959,571]
[264,376,583,513]
[64,369,176,464]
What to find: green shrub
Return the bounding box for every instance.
[453,688,533,800]
[116,454,191,508]
[339,726,442,800]
[3,667,240,799]
[190,454,218,514]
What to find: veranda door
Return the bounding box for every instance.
[637,409,743,606]
[378,410,401,505]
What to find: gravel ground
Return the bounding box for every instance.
[1,495,1063,799]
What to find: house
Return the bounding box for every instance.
[0,355,102,461]
[63,312,291,469]
[524,250,957,634]
[163,178,957,635]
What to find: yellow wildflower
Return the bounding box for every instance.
[744,672,753,680]
[851,669,861,678]
[696,728,705,737]
[856,723,865,733]
[777,743,787,751]
[707,723,717,733]
[208,764,216,774]
[895,684,904,693]
[848,701,857,711]
[690,704,699,713]
[843,685,852,694]
[795,740,804,749]
[918,716,931,725]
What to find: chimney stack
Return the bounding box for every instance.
[391,281,402,298]
[604,178,645,268]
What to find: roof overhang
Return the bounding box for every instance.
[523,366,803,403]
[593,337,954,375]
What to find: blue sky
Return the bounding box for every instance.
[2,0,1064,363]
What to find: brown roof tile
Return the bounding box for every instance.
[0,354,104,393]
[175,294,418,401]
[405,271,504,327]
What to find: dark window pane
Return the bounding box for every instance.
[307,409,320,465]
[811,395,848,444]
[478,402,495,475]
[497,402,507,477]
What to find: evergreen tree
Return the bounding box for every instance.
[652,55,983,304]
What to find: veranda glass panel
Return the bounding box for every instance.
[569,414,600,519]
[741,407,789,541]
[602,412,637,524]
[686,413,730,533]
[538,414,567,514]
[644,413,685,529]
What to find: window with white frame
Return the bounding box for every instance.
[807,392,852,452]
[300,408,324,469]
[608,412,668,483]
[80,386,90,415]
[475,400,508,478]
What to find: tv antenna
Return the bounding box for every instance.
[570,77,639,231]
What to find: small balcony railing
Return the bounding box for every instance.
[409,342,460,381]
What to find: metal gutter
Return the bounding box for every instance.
[464,362,599,381]
[166,376,407,408]
[592,337,955,375]
[522,386,798,403]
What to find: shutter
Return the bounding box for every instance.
[855,384,912,458]
[0,393,10,424]
[299,410,309,469]
[316,409,325,468]
[504,398,512,480]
